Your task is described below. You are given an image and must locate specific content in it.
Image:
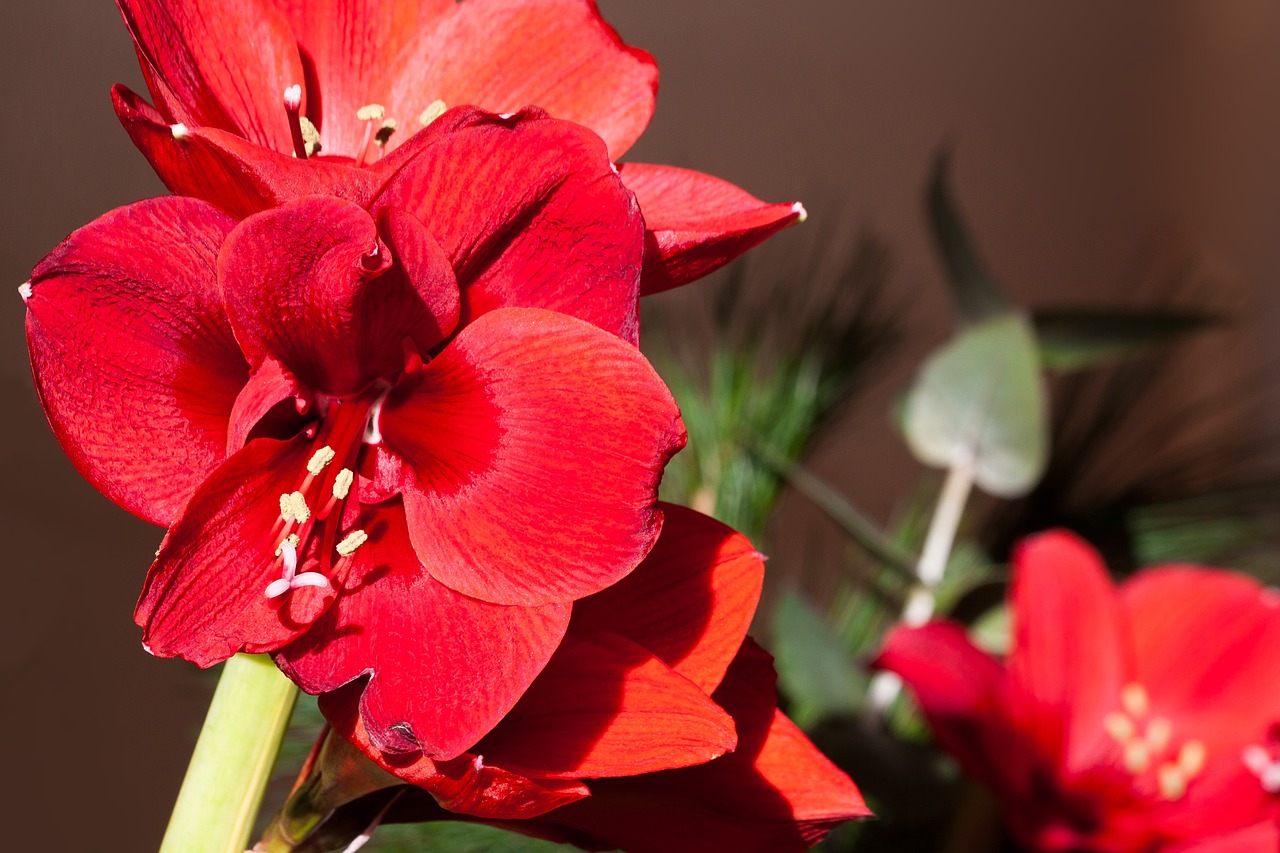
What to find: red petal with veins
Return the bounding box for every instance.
[618,163,804,296]
[114,85,376,219]
[392,0,657,160]
[320,682,591,820]
[277,504,570,760]
[371,108,643,343]
[116,0,304,152]
[136,435,341,666]
[379,307,685,607]
[1007,530,1128,775]
[475,633,737,779]
[25,197,245,527]
[571,503,763,694]
[227,358,299,453]
[219,196,459,395]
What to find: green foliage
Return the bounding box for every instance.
[927,153,1009,324]
[772,587,866,728]
[1034,309,1216,373]
[365,823,579,853]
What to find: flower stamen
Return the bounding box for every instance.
[283,84,309,160]
[418,99,447,127]
[336,529,368,557]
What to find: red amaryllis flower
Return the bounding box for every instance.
[875,530,1280,852]
[275,506,868,852]
[111,0,803,295]
[25,109,685,757]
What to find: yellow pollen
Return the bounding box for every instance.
[1121,683,1149,718]
[279,492,294,521]
[1145,718,1172,753]
[356,103,386,122]
[1157,763,1187,800]
[336,529,368,557]
[307,446,336,475]
[1178,740,1207,779]
[299,116,322,156]
[288,491,311,523]
[333,468,355,500]
[419,100,448,127]
[375,118,398,147]
[1103,712,1135,743]
[274,533,301,557]
[1123,739,1151,774]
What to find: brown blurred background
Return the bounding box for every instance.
[3,1,1280,848]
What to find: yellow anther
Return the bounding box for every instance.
[1103,712,1135,743]
[1145,718,1172,753]
[274,533,301,557]
[279,492,295,521]
[307,446,336,475]
[375,118,398,147]
[299,116,322,156]
[1157,763,1187,800]
[288,491,311,524]
[332,468,355,500]
[356,103,386,122]
[336,529,368,557]
[1123,739,1151,774]
[418,100,448,127]
[1121,683,1150,718]
[1178,740,1207,779]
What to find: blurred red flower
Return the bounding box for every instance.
[24,107,686,757]
[112,0,803,295]
[285,506,869,851]
[876,530,1280,852]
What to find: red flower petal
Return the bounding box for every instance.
[25,197,244,527]
[117,0,304,151]
[392,0,657,160]
[114,85,376,220]
[277,504,570,760]
[475,632,737,779]
[319,682,590,820]
[571,503,763,693]
[1007,530,1129,775]
[227,358,299,453]
[618,163,804,295]
[218,196,458,395]
[380,308,685,606]
[521,641,869,853]
[136,435,341,666]
[371,108,643,342]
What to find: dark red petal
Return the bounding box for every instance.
[320,683,590,820]
[136,435,340,667]
[277,504,570,760]
[618,163,804,296]
[873,622,1018,793]
[269,0,455,158]
[114,85,375,219]
[1007,530,1129,775]
[218,196,459,395]
[25,197,244,527]
[392,0,657,160]
[227,357,298,453]
[116,0,303,151]
[475,633,737,779]
[522,640,869,853]
[371,109,644,342]
[571,503,763,693]
[381,308,685,606]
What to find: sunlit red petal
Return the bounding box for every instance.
[117,0,303,151]
[277,504,569,760]
[380,308,684,607]
[618,163,804,295]
[571,503,763,693]
[25,196,244,527]
[218,196,458,395]
[371,108,643,342]
[136,435,340,666]
[475,632,737,779]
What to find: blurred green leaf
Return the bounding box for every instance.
[970,603,1011,656]
[903,313,1048,498]
[367,823,577,853]
[928,152,1009,324]
[772,588,864,728]
[1033,309,1216,373]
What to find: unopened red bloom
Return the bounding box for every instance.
[287,506,869,851]
[111,0,802,294]
[875,531,1280,852]
[25,107,686,757]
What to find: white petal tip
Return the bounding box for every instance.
[791,201,808,223]
[17,281,31,301]
[141,642,155,656]
[171,123,189,139]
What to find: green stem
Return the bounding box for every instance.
[161,653,300,853]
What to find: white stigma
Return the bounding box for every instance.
[332,468,355,500]
[18,281,32,301]
[336,529,368,557]
[277,536,299,577]
[171,123,189,139]
[792,201,808,223]
[283,84,302,112]
[307,445,336,475]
